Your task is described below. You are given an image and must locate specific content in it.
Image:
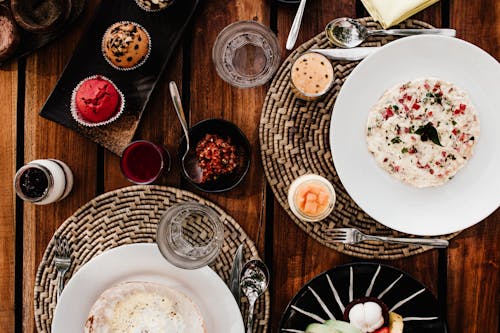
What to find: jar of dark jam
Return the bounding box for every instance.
[14,159,73,205]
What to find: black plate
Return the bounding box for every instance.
[280,263,447,333]
[39,0,199,155]
[179,119,251,193]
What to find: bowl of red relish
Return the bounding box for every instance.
[179,118,250,192]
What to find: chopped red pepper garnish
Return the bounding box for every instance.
[383,107,394,120]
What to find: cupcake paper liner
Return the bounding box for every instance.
[70,75,126,128]
[101,21,152,71]
[134,0,175,12]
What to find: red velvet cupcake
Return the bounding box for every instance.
[71,75,125,127]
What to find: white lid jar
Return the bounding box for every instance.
[14,159,73,205]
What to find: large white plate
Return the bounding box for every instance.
[330,35,500,236]
[52,243,244,333]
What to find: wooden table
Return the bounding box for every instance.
[0,0,498,332]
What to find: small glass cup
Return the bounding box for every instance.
[120,140,171,184]
[290,52,335,101]
[288,174,336,222]
[212,20,281,88]
[156,202,224,269]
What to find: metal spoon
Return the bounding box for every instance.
[286,0,307,50]
[326,17,456,48]
[168,81,202,183]
[240,259,269,333]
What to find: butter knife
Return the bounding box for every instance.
[309,47,380,61]
[229,244,244,306]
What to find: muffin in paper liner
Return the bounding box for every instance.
[101,21,151,71]
[70,75,125,127]
[134,0,175,12]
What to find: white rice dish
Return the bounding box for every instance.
[85,281,206,333]
[366,78,480,188]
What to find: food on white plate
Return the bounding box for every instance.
[84,281,206,333]
[366,78,479,187]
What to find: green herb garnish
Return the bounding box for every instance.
[415,122,443,146]
[401,147,408,153]
[391,137,402,144]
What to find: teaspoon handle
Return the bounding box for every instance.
[169,81,190,147]
[368,28,456,37]
[246,298,256,333]
[286,0,307,50]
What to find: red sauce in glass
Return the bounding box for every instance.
[121,141,163,183]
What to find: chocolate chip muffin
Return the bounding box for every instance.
[102,21,150,70]
[135,0,175,12]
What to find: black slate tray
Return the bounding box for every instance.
[0,0,87,66]
[39,0,200,155]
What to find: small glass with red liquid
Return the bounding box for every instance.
[120,140,171,184]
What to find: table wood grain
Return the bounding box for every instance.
[0,0,498,332]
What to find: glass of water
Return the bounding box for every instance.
[156,202,224,269]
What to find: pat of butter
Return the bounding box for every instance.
[361,0,440,29]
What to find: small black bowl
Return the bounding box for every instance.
[179,118,251,193]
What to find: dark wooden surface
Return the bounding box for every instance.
[0,0,498,332]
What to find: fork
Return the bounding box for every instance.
[326,228,449,248]
[54,236,72,299]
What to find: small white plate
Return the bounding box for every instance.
[330,35,500,236]
[52,243,244,333]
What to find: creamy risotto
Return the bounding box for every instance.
[366,78,480,187]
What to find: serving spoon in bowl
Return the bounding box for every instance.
[326,17,456,48]
[169,81,202,183]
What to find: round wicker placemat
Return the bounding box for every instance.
[34,185,269,333]
[259,17,459,259]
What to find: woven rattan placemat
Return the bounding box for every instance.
[34,185,269,333]
[259,17,459,259]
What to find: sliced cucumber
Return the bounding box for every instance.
[305,322,339,333]
[323,320,363,333]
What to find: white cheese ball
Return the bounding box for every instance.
[348,302,384,333]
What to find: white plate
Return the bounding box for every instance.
[330,35,500,236]
[52,243,244,333]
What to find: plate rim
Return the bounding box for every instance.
[51,243,244,333]
[330,35,500,235]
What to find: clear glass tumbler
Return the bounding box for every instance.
[212,20,281,88]
[156,202,224,269]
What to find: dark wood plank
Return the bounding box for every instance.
[448,1,500,331]
[188,0,270,257]
[0,61,17,333]
[21,1,101,332]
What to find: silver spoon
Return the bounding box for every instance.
[240,259,269,333]
[168,81,202,183]
[326,17,456,48]
[286,0,307,50]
